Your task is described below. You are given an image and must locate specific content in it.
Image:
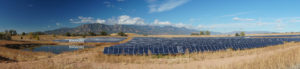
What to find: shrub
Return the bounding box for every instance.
[5,29,17,36]
[191,33,199,35]
[71,33,78,36]
[118,32,127,36]
[0,32,12,40]
[52,34,56,37]
[235,33,240,36]
[65,32,71,36]
[200,31,205,35]
[22,32,26,36]
[240,32,246,36]
[82,34,86,38]
[32,34,39,40]
[205,31,211,35]
[88,32,96,36]
[100,31,108,36]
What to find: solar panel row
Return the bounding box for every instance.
[103,37,300,55]
[249,35,300,37]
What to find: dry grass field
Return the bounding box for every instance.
[1,35,300,69]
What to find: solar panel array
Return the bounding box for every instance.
[103,37,300,55]
[53,37,127,43]
[249,35,300,37]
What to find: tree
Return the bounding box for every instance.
[235,33,240,36]
[28,32,34,39]
[200,31,205,35]
[82,34,86,38]
[22,32,26,36]
[32,34,39,40]
[9,29,17,36]
[88,32,96,36]
[240,32,246,36]
[100,31,108,36]
[191,33,199,35]
[118,32,127,36]
[34,31,45,35]
[35,35,40,40]
[0,32,10,40]
[52,34,56,37]
[71,33,78,36]
[4,29,17,36]
[205,31,211,35]
[65,32,71,36]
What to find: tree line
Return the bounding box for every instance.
[191,31,211,35]
[235,32,246,36]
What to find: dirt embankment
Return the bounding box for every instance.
[0,36,132,64]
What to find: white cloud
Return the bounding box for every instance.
[70,16,106,24]
[153,19,172,26]
[56,22,61,26]
[289,19,300,23]
[117,0,125,2]
[70,15,144,25]
[233,17,256,21]
[221,12,251,17]
[147,0,189,13]
[276,24,284,31]
[96,19,106,23]
[174,23,191,28]
[276,19,282,23]
[196,21,287,32]
[104,1,114,8]
[117,15,145,25]
[70,15,195,29]
[151,19,193,29]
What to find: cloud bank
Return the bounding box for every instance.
[70,15,192,29]
[147,0,189,13]
[233,17,256,21]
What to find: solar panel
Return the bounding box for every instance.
[103,37,300,55]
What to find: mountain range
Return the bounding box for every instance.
[44,23,276,35]
[45,23,199,35]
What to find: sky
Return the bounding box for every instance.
[1,0,300,33]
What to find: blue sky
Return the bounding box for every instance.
[1,0,300,33]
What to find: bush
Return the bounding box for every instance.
[191,33,199,35]
[118,32,127,36]
[33,31,45,35]
[240,32,246,36]
[88,32,96,36]
[0,32,12,40]
[100,31,108,36]
[65,32,71,36]
[32,34,39,40]
[22,32,26,36]
[235,33,240,36]
[200,31,205,35]
[5,29,17,36]
[82,34,86,38]
[35,36,40,40]
[71,33,79,36]
[205,31,211,35]
[52,34,56,37]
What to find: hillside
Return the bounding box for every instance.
[45,24,199,35]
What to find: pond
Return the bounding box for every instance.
[22,45,94,54]
[53,37,127,43]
